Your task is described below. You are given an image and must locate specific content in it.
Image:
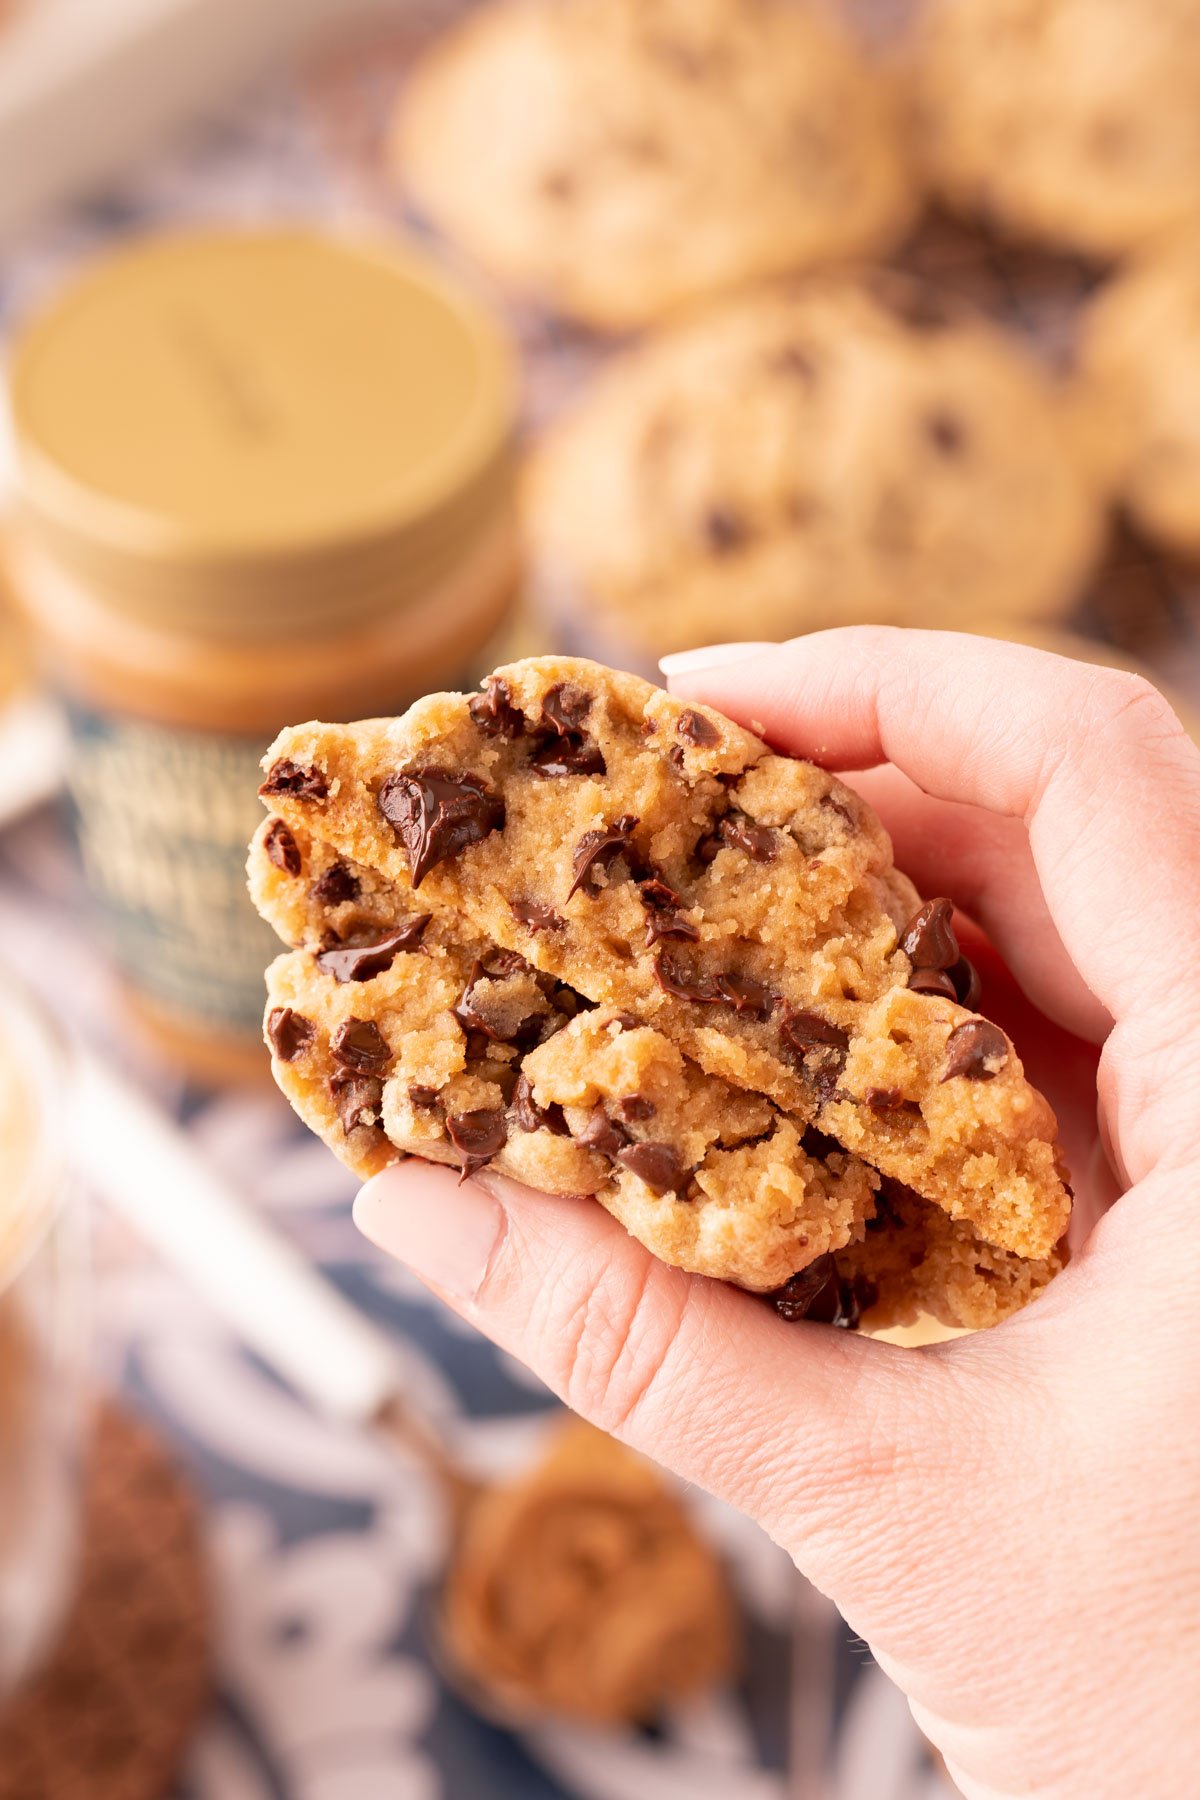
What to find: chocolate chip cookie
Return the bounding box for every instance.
[1077,232,1200,561]
[913,0,1200,259]
[250,656,1071,1329]
[525,281,1102,662]
[393,0,917,332]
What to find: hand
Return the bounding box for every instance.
[355,629,1200,1799]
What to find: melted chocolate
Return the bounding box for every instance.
[568,815,638,900]
[315,917,430,982]
[378,767,504,888]
[446,1107,508,1179]
[330,1071,384,1134]
[330,1017,391,1075]
[941,1019,1009,1082]
[259,759,328,801]
[615,1141,689,1196]
[469,676,526,739]
[266,1006,313,1062]
[263,818,301,877]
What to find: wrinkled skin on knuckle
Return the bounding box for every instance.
[530,1244,692,1436]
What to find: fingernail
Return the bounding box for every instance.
[658,641,772,677]
[353,1166,504,1303]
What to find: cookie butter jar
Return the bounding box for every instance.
[5,229,519,1082]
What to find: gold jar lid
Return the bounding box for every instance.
[7,228,517,639]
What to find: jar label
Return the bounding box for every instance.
[63,703,278,1036]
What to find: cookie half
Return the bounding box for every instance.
[250,657,1070,1327]
[525,281,1101,662]
[394,0,917,332]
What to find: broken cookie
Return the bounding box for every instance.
[250,656,1071,1329]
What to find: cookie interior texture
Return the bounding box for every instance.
[394,0,917,331]
[913,0,1200,258]
[250,656,1070,1332]
[525,280,1102,659]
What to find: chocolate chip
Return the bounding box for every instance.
[530,736,606,778]
[378,767,504,888]
[652,947,721,1005]
[925,409,968,457]
[613,1096,656,1124]
[820,793,855,831]
[941,1019,1009,1082]
[575,1106,631,1157]
[949,955,982,1010]
[509,897,566,933]
[701,504,750,555]
[315,917,430,982]
[469,676,525,739]
[655,948,771,1017]
[446,1107,507,1180]
[331,1071,384,1134]
[779,1004,849,1094]
[529,683,606,778]
[676,709,720,749]
[616,1142,689,1196]
[769,1257,875,1328]
[808,1272,877,1330]
[900,898,960,970]
[539,683,592,736]
[865,1086,921,1116]
[310,863,360,906]
[488,948,534,978]
[640,717,658,736]
[409,1085,440,1108]
[908,967,958,999]
[568,814,638,900]
[259,759,328,801]
[714,973,774,1019]
[611,1011,643,1032]
[330,1017,391,1075]
[638,877,700,948]
[769,1256,838,1322]
[453,958,550,1047]
[266,1006,313,1062]
[511,1073,569,1136]
[718,813,777,861]
[264,818,301,877]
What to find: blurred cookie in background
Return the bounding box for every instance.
[393,0,918,334]
[525,278,1104,669]
[912,0,1200,260]
[1076,232,1200,564]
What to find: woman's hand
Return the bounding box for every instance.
[355,630,1200,1799]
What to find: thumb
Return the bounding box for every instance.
[354,1161,966,1577]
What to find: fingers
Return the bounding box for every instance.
[666,629,1200,1022]
[850,762,1111,1044]
[353,1160,968,1572]
[667,630,1200,1171]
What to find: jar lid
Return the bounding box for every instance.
[7,228,518,638]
